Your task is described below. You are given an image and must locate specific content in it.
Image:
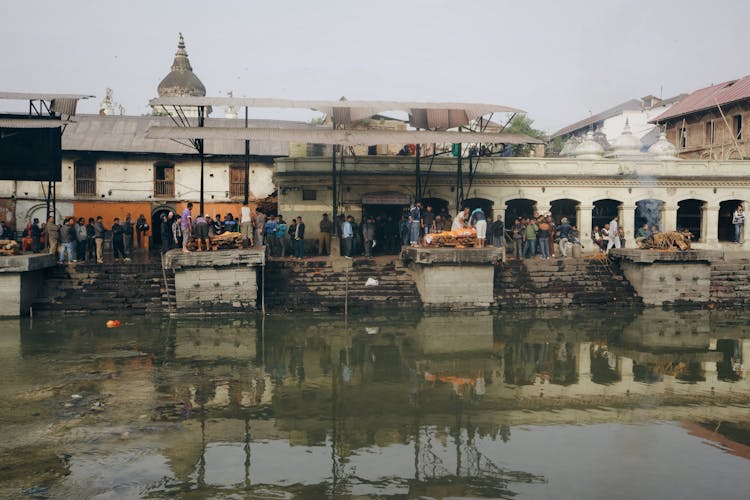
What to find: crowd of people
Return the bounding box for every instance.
[508,213,582,260]
[18,213,149,264]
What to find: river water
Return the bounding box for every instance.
[1,308,750,499]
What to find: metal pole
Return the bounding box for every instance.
[456,144,463,210]
[198,105,206,216]
[415,142,421,202]
[332,143,338,236]
[244,107,250,204]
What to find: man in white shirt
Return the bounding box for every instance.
[240,202,253,246]
[607,216,621,252]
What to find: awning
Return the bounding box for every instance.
[146,126,544,146]
[0,118,67,128]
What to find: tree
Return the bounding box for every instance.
[502,115,547,156]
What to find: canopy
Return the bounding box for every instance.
[149,96,524,129]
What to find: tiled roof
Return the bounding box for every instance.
[651,75,750,123]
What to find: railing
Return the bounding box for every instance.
[75,179,96,196]
[230,181,246,198]
[154,180,175,198]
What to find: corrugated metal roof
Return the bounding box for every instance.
[0,92,94,101]
[652,76,750,123]
[149,96,523,129]
[146,126,544,146]
[62,115,319,156]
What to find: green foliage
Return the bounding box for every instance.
[503,115,547,156]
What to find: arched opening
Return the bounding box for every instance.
[592,199,621,232]
[677,199,704,241]
[550,199,579,226]
[151,205,175,250]
[504,198,536,229]
[462,197,494,220]
[635,199,664,233]
[361,191,411,255]
[719,199,744,242]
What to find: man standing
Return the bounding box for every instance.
[135,214,148,250]
[276,216,288,257]
[181,202,193,253]
[523,218,538,259]
[59,217,75,264]
[607,215,621,252]
[363,216,376,258]
[86,218,96,261]
[264,215,278,256]
[254,209,266,248]
[31,218,41,253]
[112,217,126,261]
[470,207,487,248]
[160,213,173,254]
[341,215,353,257]
[557,217,573,258]
[240,202,253,247]
[422,205,435,236]
[75,217,88,262]
[45,215,60,256]
[293,216,305,259]
[409,202,422,247]
[319,213,332,256]
[490,215,505,260]
[732,204,745,244]
[512,217,524,260]
[123,214,134,258]
[94,216,106,264]
[194,213,210,251]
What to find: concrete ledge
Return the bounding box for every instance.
[401,246,504,265]
[610,248,724,263]
[164,248,265,270]
[0,253,57,273]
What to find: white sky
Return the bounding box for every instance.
[2,0,748,133]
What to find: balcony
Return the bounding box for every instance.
[229,181,246,199]
[74,178,96,197]
[154,179,175,198]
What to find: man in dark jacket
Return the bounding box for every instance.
[112,217,126,261]
[293,216,305,259]
[31,218,41,253]
[160,213,172,254]
[59,217,76,264]
[75,217,88,262]
[86,218,96,261]
[363,217,376,257]
[123,214,134,258]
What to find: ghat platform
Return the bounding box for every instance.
[401,247,504,309]
[0,253,56,316]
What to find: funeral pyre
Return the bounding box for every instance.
[0,240,21,256]
[424,228,477,248]
[186,231,244,251]
[636,231,692,251]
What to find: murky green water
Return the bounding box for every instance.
[2,309,750,499]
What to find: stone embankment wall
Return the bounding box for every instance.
[33,262,166,315]
[710,258,750,307]
[264,258,421,311]
[494,258,643,309]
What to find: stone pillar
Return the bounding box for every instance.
[703,204,719,245]
[662,203,678,232]
[621,205,636,241]
[741,340,750,380]
[576,342,591,382]
[578,205,593,251]
[702,361,718,384]
[617,356,634,381]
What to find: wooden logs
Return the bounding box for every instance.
[424,228,478,248]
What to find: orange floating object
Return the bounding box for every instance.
[106,320,121,328]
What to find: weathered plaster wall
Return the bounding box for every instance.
[621,261,712,305]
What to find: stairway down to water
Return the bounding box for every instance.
[263,258,421,311]
[494,257,643,309]
[710,258,750,306]
[32,261,168,315]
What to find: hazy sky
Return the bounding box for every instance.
[2,0,748,133]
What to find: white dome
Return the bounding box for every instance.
[647,131,678,160]
[574,131,604,159]
[611,120,643,157]
[559,136,581,157]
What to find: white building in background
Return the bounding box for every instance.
[552,94,686,155]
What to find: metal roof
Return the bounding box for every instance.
[62,115,319,156]
[651,75,750,123]
[149,96,524,129]
[146,126,544,146]
[0,92,94,101]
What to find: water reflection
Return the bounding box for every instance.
[2,309,750,498]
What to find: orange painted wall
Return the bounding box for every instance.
[72,201,153,248]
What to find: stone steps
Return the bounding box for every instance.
[494,257,642,309]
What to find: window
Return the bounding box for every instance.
[302,189,317,201]
[705,120,715,145]
[734,114,743,141]
[154,161,175,198]
[74,160,96,196]
[680,127,687,148]
[229,164,247,198]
